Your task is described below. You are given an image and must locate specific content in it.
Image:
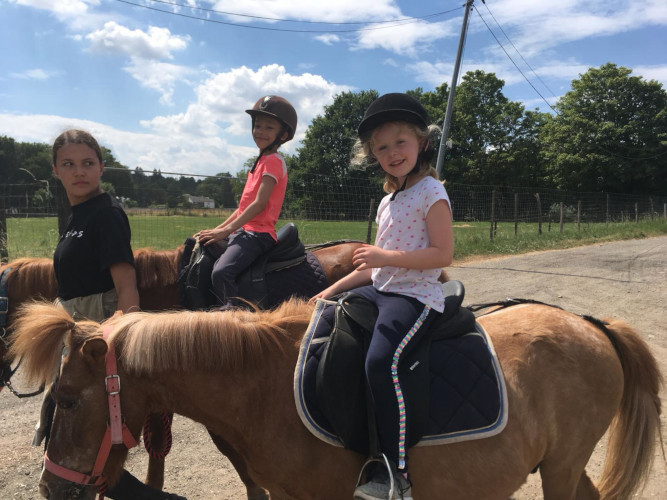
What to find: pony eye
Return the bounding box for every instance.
[57,398,78,410]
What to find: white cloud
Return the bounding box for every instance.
[354,19,457,57]
[86,22,190,60]
[0,65,353,176]
[10,0,110,31]
[315,34,341,46]
[474,0,667,57]
[634,65,667,87]
[210,0,401,23]
[10,68,61,81]
[141,64,352,150]
[124,59,195,106]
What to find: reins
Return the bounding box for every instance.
[43,325,138,499]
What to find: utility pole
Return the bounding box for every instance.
[436,0,474,179]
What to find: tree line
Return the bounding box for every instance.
[1,63,666,216]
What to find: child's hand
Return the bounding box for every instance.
[352,244,387,270]
[199,227,231,245]
[309,288,334,303]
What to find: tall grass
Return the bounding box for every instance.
[4,215,667,261]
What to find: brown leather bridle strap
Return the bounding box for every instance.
[43,325,138,494]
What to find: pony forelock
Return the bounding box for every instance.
[9,302,102,386]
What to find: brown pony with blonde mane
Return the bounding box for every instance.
[0,242,362,500]
[10,299,663,500]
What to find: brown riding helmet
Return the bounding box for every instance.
[246,95,298,142]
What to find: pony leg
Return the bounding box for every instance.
[575,471,600,500]
[539,460,596,500]
[207,430,269,500]
[144,413,169,490]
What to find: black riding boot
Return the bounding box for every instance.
[106,470,187,500]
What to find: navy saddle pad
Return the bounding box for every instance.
[294,299,508,450]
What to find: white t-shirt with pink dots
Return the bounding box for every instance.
[371,176,451,313]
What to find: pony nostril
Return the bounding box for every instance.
[38,482,50,498]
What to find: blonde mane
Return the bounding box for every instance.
[10,299,314,385]
[109,299,312,374]
[133,246,183,289]
[1,258,58,304]
[1,246,183,303]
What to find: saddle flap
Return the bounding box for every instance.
[336,292,379,334]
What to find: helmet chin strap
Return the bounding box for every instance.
[390,143,428,202]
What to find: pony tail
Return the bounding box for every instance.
[9,302,76,386]
[596,319,664,499]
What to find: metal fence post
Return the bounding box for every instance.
[535,193,542,235]
[366,198,375,244]
[0,191,7,263]
[514,192,518,236]
[490,189,496,241]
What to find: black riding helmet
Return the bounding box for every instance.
[357,93,429,138]
[358,93,431,200]
[246,95,298,142]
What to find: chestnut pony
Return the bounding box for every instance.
[10,300,663,500]
[0,241,361,500]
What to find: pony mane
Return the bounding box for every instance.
[109,298,313,374]
[9,302,102,386]
[133,246,183,289]
[2,258,58,304]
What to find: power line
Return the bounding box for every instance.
[473,5,557,113]
[481,1,559,102]
[140,0,458,25]
[114,0,463,33]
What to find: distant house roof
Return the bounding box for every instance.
[187,195,214,203]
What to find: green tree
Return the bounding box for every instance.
[540,63,667,194]
[100,147,135,200]
[197,172,238,208]
[407,83,450,125]
[444,70,527,185]
[289,90,380,219]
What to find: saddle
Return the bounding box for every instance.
[295,281,508,455]
[177,223,306,310]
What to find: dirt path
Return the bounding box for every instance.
[1,236,665,499]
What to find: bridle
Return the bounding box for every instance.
[0,267,45,398]
[43,326,138,498]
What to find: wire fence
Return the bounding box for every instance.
[1,173,666,259]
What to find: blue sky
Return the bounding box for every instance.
[1,0,666,177]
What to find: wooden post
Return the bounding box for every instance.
[559,202,564,233]
[535,193,542,235]
[650,197,654,220]
[0,190,7,263]
[514,192,518,236]
[56,182,71,235]
[606,193,610,225]
[366,198,375,244]
[663,203,666,220]
[577,200,581,231]
[635,202,638,223]
[490,189,496,241]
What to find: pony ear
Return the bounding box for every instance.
[82,337,109,363]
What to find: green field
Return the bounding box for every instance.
[4,215,667,261]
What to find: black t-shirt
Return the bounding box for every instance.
[53,192,135,300]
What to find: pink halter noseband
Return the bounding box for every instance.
[43,326,138,496]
